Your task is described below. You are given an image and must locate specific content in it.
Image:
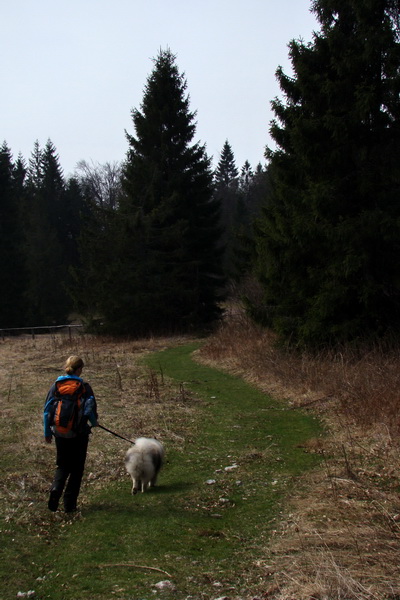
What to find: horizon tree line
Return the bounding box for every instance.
[0,52,266,334]
[2,0,400,347]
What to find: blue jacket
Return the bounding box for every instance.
[43,375,98,438]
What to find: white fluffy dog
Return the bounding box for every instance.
[125,437,164,494]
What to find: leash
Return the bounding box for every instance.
[97,423,135,444]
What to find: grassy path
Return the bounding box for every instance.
[2,342,323,600]
[146,343,322,476]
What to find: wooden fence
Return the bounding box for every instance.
[0,324,83,341]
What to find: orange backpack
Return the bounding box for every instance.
[50,378,86,438]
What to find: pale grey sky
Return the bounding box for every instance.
[2,0,318,176]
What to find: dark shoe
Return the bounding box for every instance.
[48,490,59,512]
[64,508,78,515]
[64,502,77,513]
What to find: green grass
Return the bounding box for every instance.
[1,343,323,599]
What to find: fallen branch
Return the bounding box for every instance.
[98,563,172,577]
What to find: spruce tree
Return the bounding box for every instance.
[239,161,253,195]
[252,0,400,346]
[24,140,72,324]
[213,140,241,276]
[101,49,224,335]
[0,143,27,327]
[214,140,239,187]
[63,176,87,272]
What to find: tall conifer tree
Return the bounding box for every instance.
[0,143,27,326]
[252,0,400,345]
[214,140,239,187]
[213,140,241,276]
[24,140,72,324]
[101,49,224,334]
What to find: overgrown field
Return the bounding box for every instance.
[198,310,400,599]
[1,332,322,600]
[2,317,400,600]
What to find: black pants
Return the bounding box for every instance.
[50,434,89,511]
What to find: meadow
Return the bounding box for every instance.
[1,313,400,600]
[199,310,400,599]
[1,331,320,600]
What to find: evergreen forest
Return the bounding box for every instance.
[2,0,400,347]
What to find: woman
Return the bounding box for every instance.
[43,355,98,513]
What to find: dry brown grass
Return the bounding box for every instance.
[2,323,400,599]
[0,331,195,531]
[198,307,400,600]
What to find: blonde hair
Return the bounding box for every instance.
[64,355,84,375]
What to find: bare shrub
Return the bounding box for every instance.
[200,306,400,438]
